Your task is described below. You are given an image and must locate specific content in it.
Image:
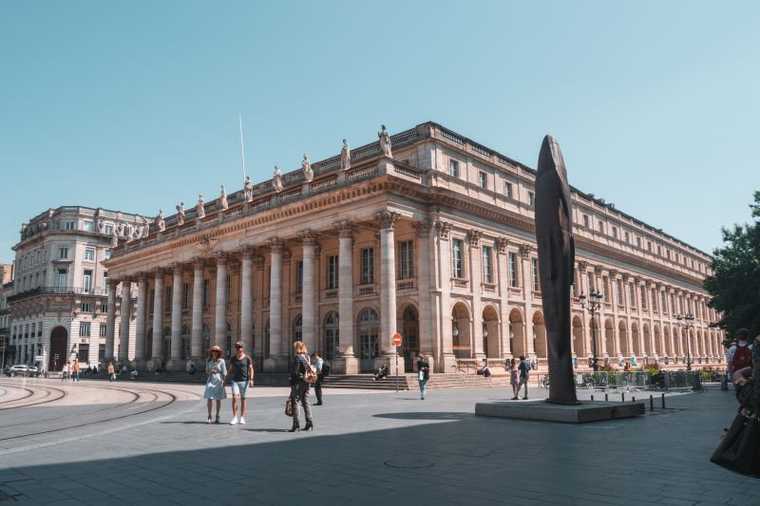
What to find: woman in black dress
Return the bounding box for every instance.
[711,333,760,477]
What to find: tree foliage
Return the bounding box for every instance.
[704,191,760,342]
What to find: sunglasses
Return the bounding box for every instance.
[235,345,243,349]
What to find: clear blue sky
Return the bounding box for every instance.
[1,1,758,263]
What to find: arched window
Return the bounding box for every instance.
[324,312,339,360]
[292,314,302,344]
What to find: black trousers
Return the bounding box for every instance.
[314,377,323,403]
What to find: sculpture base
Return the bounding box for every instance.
[475,400,645,424]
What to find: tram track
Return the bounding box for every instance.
[0,386,35,406]
[0,387,177,443]
[0,384,66,411]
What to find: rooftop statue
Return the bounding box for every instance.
[243,175,253,202]
[340,139,351,172]
[155,210,166,233]
[176,202,185,226]
[196,194,206,220]
[220,185,228,210]
[272,165,284,193]
[140,215,150,238]
[302,154,314,183]
[535,135,578,405]
[378,124,392,158]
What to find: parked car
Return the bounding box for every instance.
[5,364,40,377]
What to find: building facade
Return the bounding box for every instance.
[104,122,725,374]
[7,207,145,370]
[0,264,13,367]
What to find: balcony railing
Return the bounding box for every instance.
[7,286,108,303]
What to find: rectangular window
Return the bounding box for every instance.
[398,241,414,280]
[482,246,493,284]
[83,221,94,232]
[182,283,190,309]
[64,221,75,231]
[81,302,92,313]
[38,322,42,337]
[56,269,67,288]
[83,270,93,293]
[597,221,603,234]
[104,224,113,235]
[528,191,535,207]
[84,248,95,261]
[449,159,460,178]
[617,279,624,305]
[612,227,618,239]
[479,171,488,189]
[360,248,374,284]
[79,321,91,336]
[531,257,540,292]
[629,284,636,307]
[326,256,339,289]
[583,215,590,228]
[624,231,630,243]
[77,344,89,362]
[651,288,658,311]
[603,277,610,302]
[58,247,69,259]
[587,272,595,291]
[452,239,465,279]
[99,344,106,362]
[636,237,642,249]
[296,261,303,294]
[99,323,108,337]
[504,182,513,199]
[203,280,209,306]
[640,286,647,309]
[508,252,519,288]
[662,292,668,314]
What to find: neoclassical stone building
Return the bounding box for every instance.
[104,122,725,374]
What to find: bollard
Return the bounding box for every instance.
[591,394,594,402]
[632,396,636,402]
[621,392,625,402]
[650,394,654,411]
[605,393,608,402]
[661,393,666,409]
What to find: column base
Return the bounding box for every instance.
[377,352,400,376]
[440,353,457,374]
[333,355,359,375]
[166,359,186,372]
[134,359,147,371]
[264,355,289,373]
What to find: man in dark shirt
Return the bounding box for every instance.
[226,341,254,425]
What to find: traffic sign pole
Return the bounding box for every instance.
[391,333,403,393]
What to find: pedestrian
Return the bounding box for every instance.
[313,352,325,406]
[711,332,760,477]
[508,358,520,399]
[288,340,314,432]
[417,353,430,400]
[517,355,530,400]
[61,361,69,382]
[72,358,80,382]
[204,345,227,424]
[107,361,116,382]
[373,364,389,381]
[225,341,254,425]
[727,329,753,378]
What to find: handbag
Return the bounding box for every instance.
[711,412,760,475]
[284,397,295,417]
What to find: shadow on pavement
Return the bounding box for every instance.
[372,411,472,421]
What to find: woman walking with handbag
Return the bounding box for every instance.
[288,340,315,432]
[204,345,227,424]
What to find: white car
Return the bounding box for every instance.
[4,364,40,377]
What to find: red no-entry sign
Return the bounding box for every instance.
[392,332,402,347]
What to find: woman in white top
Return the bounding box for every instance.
[204,345,227,424]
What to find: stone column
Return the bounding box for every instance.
[191,259,204,362]
[151,269,164,366]
[168,263,183,370]
[240,248,254,355]
[105,279,117,360]
[415,222,435,358]
[301,231,317,353]
[134,274,147,367]
[337,222,358,373]
[610,271,621,358]
[377,211,399,371]
[468,230,485,360]
[119,280,132,363]
[265,239,284,371]
[496,238,511,358]
[519,245,535,357]
[214,253,228,353]
[434,220,456,372]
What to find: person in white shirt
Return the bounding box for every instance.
[313,352,325,406]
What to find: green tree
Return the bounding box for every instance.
[704,191,760,344]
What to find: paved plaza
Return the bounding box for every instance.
[0,378,758,505]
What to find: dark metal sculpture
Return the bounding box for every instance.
[535,135,579,405]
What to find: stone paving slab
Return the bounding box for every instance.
[0,383,757,505]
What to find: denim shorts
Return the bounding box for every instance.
[231,381,249,398]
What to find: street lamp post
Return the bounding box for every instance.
[579,289,604,372]
[675,313,695,371]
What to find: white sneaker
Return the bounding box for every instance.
[239,417,246,425]
[230,416,239,425]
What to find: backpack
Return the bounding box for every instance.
[321,362,331,378]
[733,345,753,371]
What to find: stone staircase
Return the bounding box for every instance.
[323,373,509,391]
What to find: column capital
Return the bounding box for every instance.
[192,257,206,270]
[593,265,603,275]
[215,251,227,265]
[299,229,318,246]
[577,261,588,271]
[268,237,284,253]
[240,246,255,258]
[253,255,265,269]
[413,220,431,238]
[336,220,354,238]
[376,210,400,229]
[496,237,509,254]
[467,229,482,247]
[434,220,452,239]
[518,244,532,258]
